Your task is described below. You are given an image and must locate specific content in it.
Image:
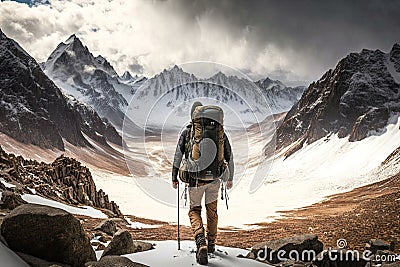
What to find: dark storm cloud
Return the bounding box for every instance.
[173,0,400,79]
[1,0,399,84]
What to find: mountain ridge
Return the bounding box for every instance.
[273,44,400,157]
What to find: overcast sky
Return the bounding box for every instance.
[1,0,399,85]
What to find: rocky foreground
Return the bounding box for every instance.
[0,145,121,217]
[1,144,399,266]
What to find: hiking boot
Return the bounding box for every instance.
[195,233,208,265]
[207,239,215,253]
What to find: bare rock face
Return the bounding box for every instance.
[273,44,400,157]
[0,30,89,151]
[366,239,392,254]
[250,234,323,264]
[1,204,96,267]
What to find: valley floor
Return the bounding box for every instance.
[78,172,400,253]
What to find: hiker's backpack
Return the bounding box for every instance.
[187,105,225,180]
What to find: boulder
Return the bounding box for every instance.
[85,256,148,267]
[101,230,153,258]
[0,191,27,210]
[101,230,135,257]
[0,204,96,267]
[94,219,117,236]
[250,234,323,264]
[365,239,391,254]
[132,241,154,253]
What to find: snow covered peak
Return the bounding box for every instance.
[256,77,286,91]
[121,70,134,81]
[94,55,118,76]
[210,70,226,79]
[159,65,198,81]
[44,35,129,128]
[170,64,183,72]
[65,34,78,44]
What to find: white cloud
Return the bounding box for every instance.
[0,0,310,84]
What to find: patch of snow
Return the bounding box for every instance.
[386,55,400,84]
[0,178,16,188]
[0,242,29,267]
[21,194,107,218]
[124,240,270,267]
[27,187,36,194]
[90,237,110,260]
[125,217,161,229]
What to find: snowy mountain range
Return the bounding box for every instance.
[274,44,400,157]
[41,34,305,132]
[128,65,305,129]
[0,30,306,150]
[0,30,122,150]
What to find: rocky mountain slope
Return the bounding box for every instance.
[44,35,137,128]
[0,29,87,150]
[0,30,122,150]
[275,44,400,156]
[0,145,122,217]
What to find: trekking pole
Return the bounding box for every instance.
[177,181,181,250]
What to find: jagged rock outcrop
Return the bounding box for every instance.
[0,145,122,217]
[1,204,96,267]
[274,44,400,156]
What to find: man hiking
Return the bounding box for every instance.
[172,101,234,265]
